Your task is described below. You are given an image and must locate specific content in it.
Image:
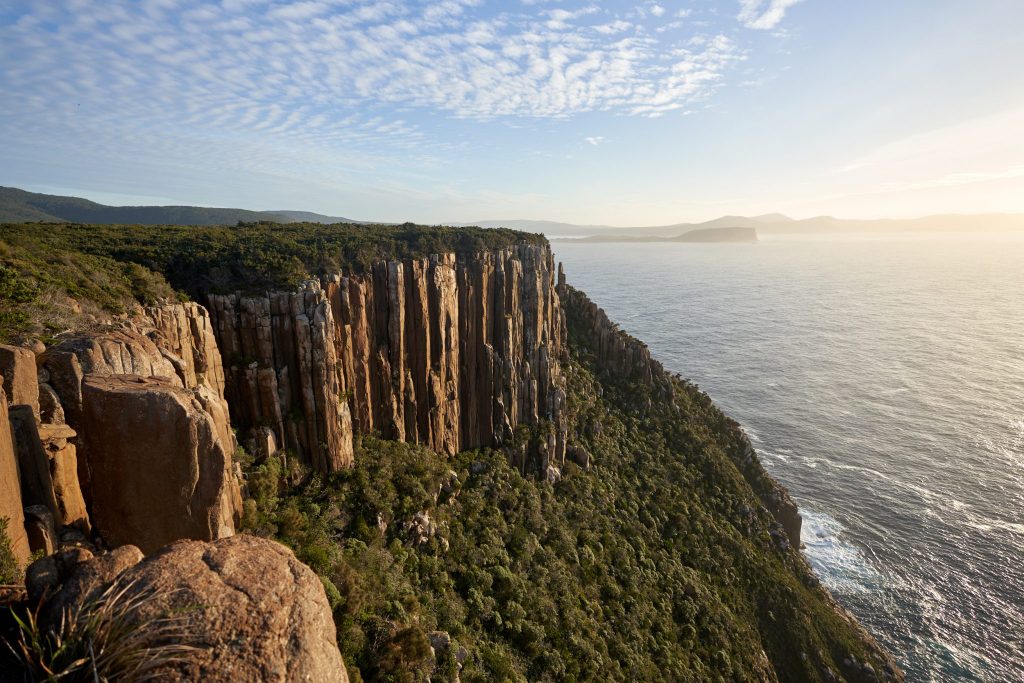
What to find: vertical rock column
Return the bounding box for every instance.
[207,283,354,473]
[205,245,566,474]
[0,386,31,566]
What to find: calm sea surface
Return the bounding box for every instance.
[552,233,1024,683]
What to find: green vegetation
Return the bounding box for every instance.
[0,517,21,585]
[240,342,887,682]
[0,221,544,342]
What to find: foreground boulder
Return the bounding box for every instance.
[29,535,348,682]
[80,375,242,554]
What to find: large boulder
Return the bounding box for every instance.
[80,375,241,554]
[31,536,349,682]
[0,388,31,567]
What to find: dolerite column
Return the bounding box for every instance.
[347,276,374,435]
[428,254,460,456]
[386,261,406,442]
[406,259,431,444]
[371,263,391,436]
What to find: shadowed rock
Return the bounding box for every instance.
[80,375,241,554]
[0,387,31,566]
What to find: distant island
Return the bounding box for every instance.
[559,226,758,244]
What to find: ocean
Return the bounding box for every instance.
[552,233,1024,683]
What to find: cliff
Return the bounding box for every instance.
[205,245,567,476]
[0,221,901,682]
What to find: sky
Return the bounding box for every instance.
[1,0,1023,225]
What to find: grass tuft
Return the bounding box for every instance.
[6,577,196,682]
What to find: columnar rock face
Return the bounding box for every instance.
[560,284,664,389]
[144,301,227,397]
[0,387,31,566]
[80,375,242,554]
[207,282,354,473]
[207,245,566,473]
[38,423,90,532]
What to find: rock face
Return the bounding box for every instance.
[38,329,181,434]
[28,536,348,682]
[0,387,31,566]
[0,344,40,418]
[144,301,228,397]
[80,375,242,554]
[38,423,89,532]
[207,245,567,474]
[8,405,60,522]
[559,281,665,389]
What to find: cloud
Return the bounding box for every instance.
[737,0,804,30]
[0,1,750,126]
[584,136,605,145]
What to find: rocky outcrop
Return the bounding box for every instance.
[560,283,665,389]
[80,375,241,554]
[0,387,30,566]
[207,245,566,474]
[39,329,181,431]
[144,301,227,397]
[732,431,802,546]
[28,536,349,682]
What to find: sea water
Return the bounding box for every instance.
[553,233,1024,683]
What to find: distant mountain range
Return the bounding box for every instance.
[3,185,1022,236]
[0,186,358,226]
[569,226,758,244]
[469,213,1024,237]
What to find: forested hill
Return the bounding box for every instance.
[0,186,356,226]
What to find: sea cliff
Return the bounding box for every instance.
[0,222,901,682]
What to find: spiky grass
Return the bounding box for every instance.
[6,576,196,682]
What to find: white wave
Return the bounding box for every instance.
[801,509,883,595]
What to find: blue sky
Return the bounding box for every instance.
[1,0,1022,224]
